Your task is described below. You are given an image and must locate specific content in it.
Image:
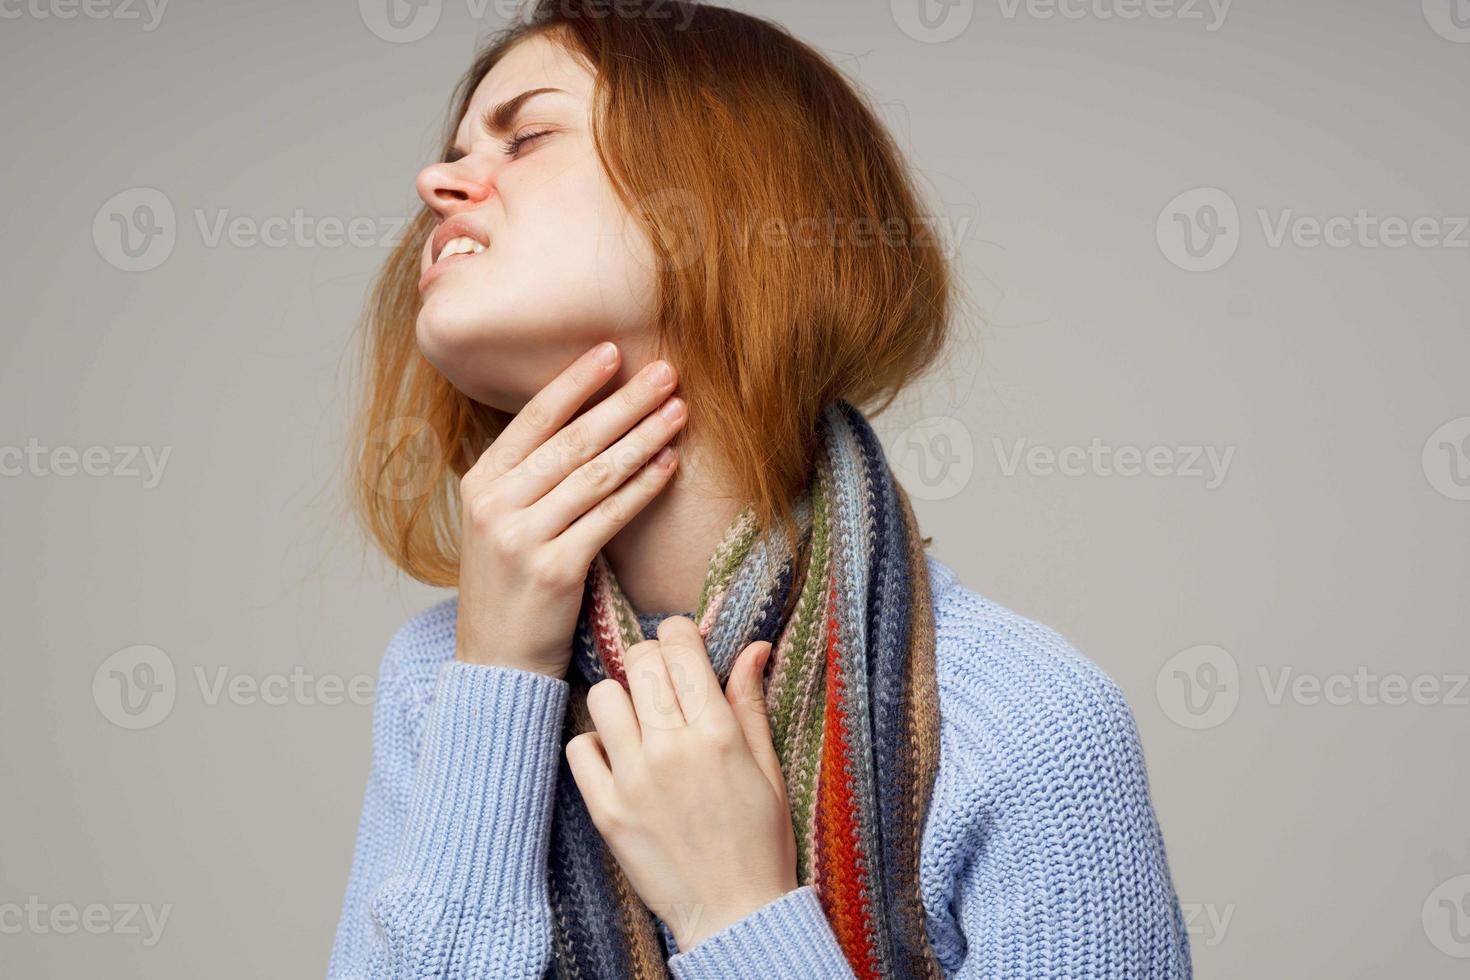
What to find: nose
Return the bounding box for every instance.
[415,152,494,217]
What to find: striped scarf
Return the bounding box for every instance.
[545,399,943,980]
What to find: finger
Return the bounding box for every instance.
[623,639,686,732]
[498,359,680,509]
[557,443,678,566]
[584,677,643,773]
[726,641,783,792]
[654,615,723,730]
[527,393,685,541]
[465,342,622,485]
[565,730,616,813]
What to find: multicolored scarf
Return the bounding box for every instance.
[545,399,943,980]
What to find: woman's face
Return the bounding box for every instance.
[414,32,658,411]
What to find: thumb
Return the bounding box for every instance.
[728,641,782,789]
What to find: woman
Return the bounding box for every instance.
[330,2,1192,977]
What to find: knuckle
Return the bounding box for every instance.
[489,519,528,555]
[580,454,615,492]
[560,422,594,463]
[695,723,738,754]
[527,551,573,590]
[595,800,631,835]
[465,490,498,530]
[595,493,633,527]
[520,398,556,432]
[619,381,649,413]
[642,738,680,770]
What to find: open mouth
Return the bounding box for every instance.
[433,235,487,265]
[420,221,492,291]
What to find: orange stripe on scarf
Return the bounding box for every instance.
[815,570,880,978]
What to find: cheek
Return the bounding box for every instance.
[508,163,656,308]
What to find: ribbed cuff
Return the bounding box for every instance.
[393,661,570,909]
[666,885,857,979]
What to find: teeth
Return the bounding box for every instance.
[437,235,486,262]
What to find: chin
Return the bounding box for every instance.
[416,301,574,414]
[412,307,500,408]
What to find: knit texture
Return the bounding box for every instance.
[548,400,941,979]
[327,555,1194,978]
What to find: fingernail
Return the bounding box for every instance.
[594,342,617,365]
[659,397,684,422]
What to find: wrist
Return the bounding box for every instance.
[454,643,566,679]
[675,886,792,951]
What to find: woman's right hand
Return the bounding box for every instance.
[453,341,686,678]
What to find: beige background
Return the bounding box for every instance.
[3,0,1468,976]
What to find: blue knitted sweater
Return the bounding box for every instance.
[328,555,1193,978]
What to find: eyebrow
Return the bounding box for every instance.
[452,87,569,154]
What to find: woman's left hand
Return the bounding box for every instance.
[565,616,799,952]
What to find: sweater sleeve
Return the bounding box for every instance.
[327,616,571,979]
[664,884,856,979]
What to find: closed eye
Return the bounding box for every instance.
[440,128,554,164]
[501,128,553,157]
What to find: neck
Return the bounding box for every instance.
[600,427,745,616]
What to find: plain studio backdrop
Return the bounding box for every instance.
[2,0,1467,976]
